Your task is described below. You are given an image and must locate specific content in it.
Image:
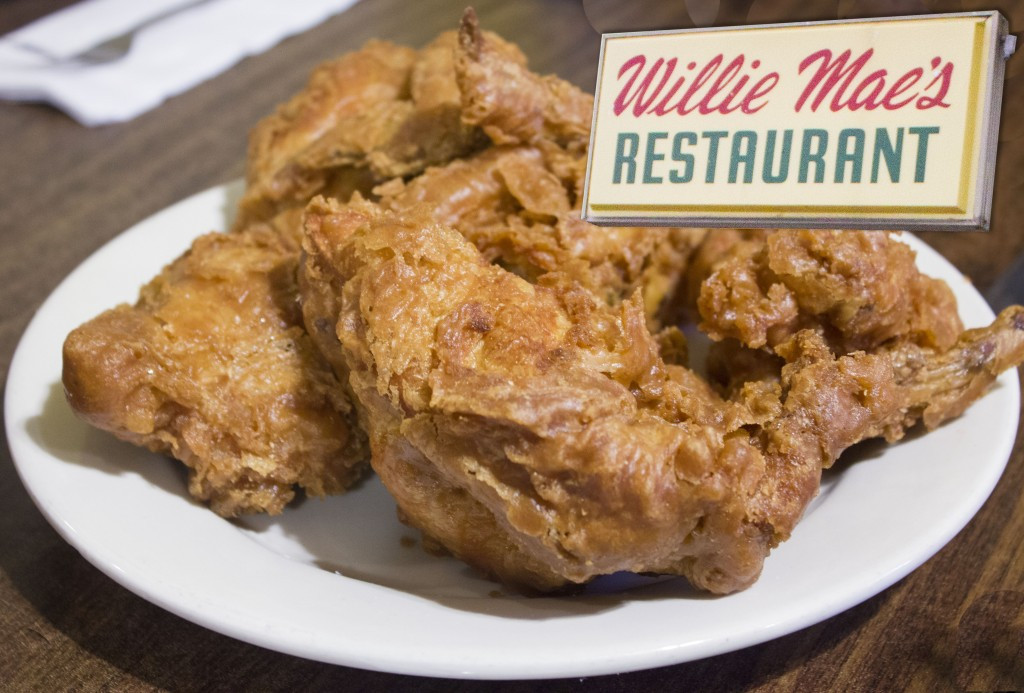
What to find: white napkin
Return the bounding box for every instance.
[0,0,359,126]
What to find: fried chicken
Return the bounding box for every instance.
[235,24,529,235]
[455,8,593,150]
[61,21,527,517]
[63,225,366,516]
[694,228,963,354]
[61,17,641,521]
[60,9,1024,595]
[299,199,1024,593]
[295,13,1023,593]
[235,39,415,235]
[373,143,703,328]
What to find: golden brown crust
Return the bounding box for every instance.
[696,229,963,354]
[63,226,367,516]
[456,8,593,148]
[375,144,706,328]
[237,40,417,232]
[236,23,539,235]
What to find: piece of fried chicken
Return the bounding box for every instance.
[63,225,366,516]
[455,8,593,150]
[235,23,529,235]
[693,228,963,354]
[685,227,999,427]
[297,15,706,385]
[300,199,1024,594]
[372,143,704,329]
[234,39,415,235]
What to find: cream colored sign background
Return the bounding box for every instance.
[585,15,997,223]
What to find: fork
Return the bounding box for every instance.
[13,0,214,67]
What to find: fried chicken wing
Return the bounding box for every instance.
[63,225,367,516]
[691,227,1024,440]
[886,306,1024,428]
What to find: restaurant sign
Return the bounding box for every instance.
[581,12,1014,230]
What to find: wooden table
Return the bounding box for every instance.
[2,0,1022,689]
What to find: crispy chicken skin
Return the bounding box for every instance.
[236,39,416,234]
[63,226,366,516]
[300,198,1024,594]
[456,8,593,149]
[694,228,963,354]
[236,24,529,235]
[374,144,704,328]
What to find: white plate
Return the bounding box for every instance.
[6,183,1021,679]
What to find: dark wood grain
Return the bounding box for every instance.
[1,1,1021,690]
